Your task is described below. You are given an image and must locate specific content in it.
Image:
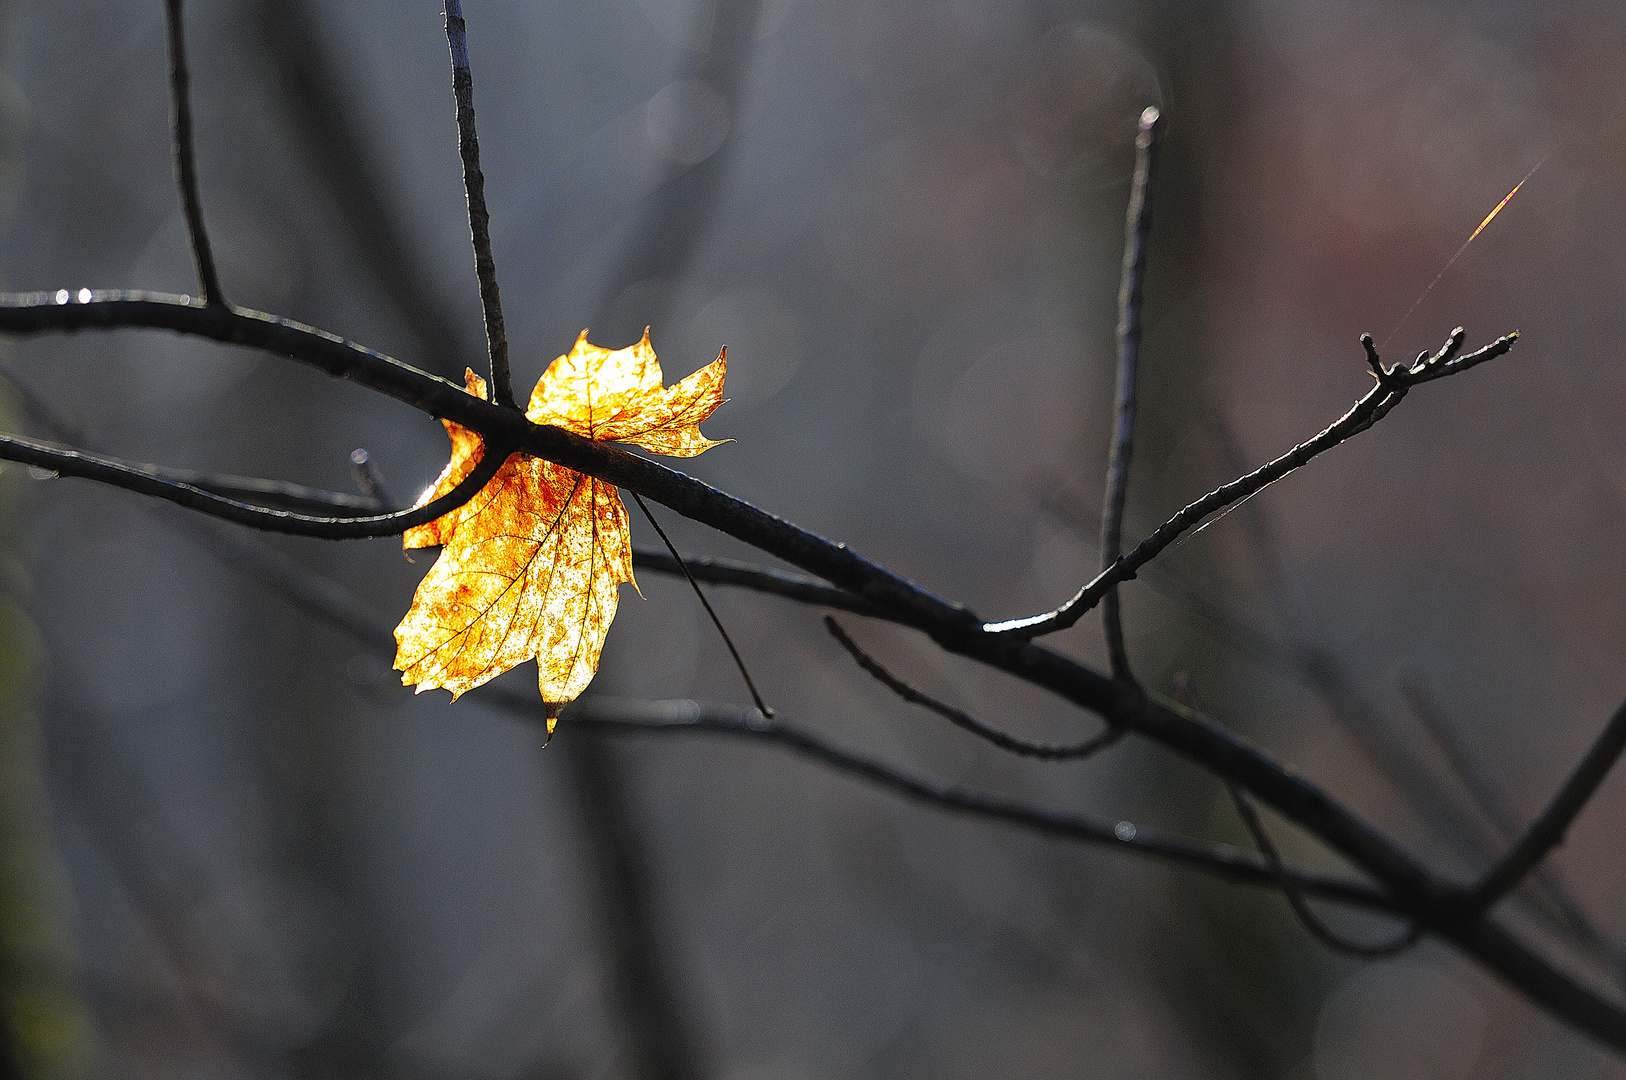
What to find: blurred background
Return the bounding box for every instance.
[0,0,1624,1076]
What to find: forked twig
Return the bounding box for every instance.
[983,329,1517,638]
[826,617,1122,761]
[1101,106,1162,683]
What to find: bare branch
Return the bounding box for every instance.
[1101,105,1162,682]
[0,292,1453,915]
[0,428,506,537]
[0,291,977,630]
[443,0,512,408]
[1470,697,1626,913]
[162,0,224,307]
[983,330,1518,638]
[1229,784,1420,957]
[825,617,1121,761]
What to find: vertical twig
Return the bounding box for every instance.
[163,0,225,307]
[1470,697,1626,912]
[443,1,513,408]
[1100,106,1162,681]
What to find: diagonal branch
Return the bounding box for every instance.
[7,292,1612,1044]
[163,0,225,307]
[825,617,1121,761]
[0,291,1438,899]
[1469,697,1626,914]
[983,329,1517,638]
[16,371,1626,1050]
[443,0,512,408]
[1101,105,1162,682]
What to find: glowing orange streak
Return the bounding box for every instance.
[1382,145,1556,350]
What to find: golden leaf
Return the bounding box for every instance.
[393,332,728,730]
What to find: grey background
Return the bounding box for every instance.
[2,1,1625,1077]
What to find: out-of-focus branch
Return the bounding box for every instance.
[1470,698,1626,913]
[1100,106,1161,682]
[163,0,224,307]
[1229,784,1419,957]
[253,0,470,382]
[1400,677,1624,976]
[983,329,1518,638]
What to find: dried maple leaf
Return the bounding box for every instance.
[393,330,727,729]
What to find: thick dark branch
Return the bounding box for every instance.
[983,330,1518,638]
[0,428,506,537]
[1229,784,1419,957]
[1101,106,1161,682]
[443,1,512,408]
[0,292,973,629]
[825,617,1122,761]
[162,0,224,307]
[1470,697,1626,913]
[558,697,1395,912]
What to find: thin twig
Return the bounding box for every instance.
[162,0,224,307]
[1470,697,1626,913]
[1101,105,1161,682]
[1229,783,1420,957]
[349,448,395,510]
[983,329,1517,638]
[0,428,507,537]
[631,490,774,718]
[443,0,512,408]
[825,617,1121,761]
